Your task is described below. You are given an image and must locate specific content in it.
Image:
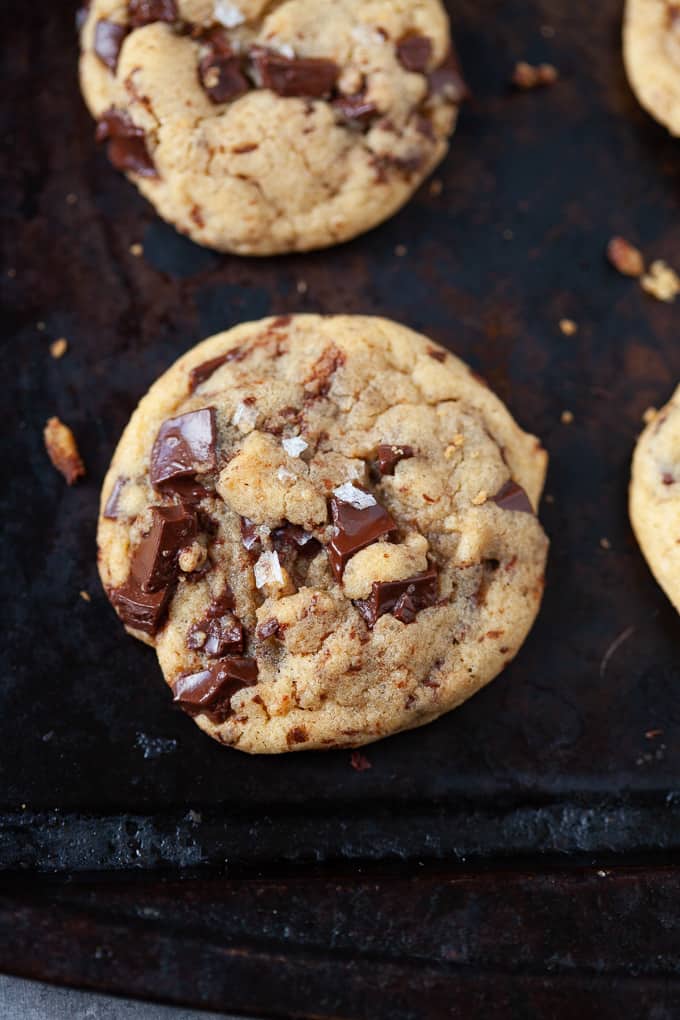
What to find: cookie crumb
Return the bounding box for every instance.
[600,537,611,550]
[80,590,91,602]
[512,61,558,89]
[561,410,574,425]
[607,236,644,277]
[642,406,657,425]
[429,179,443,197]
[49,337,68,359]
[129,242,143,257]
[395,244,408,257]
[7,267,16,278]
[44,417,86,485]
[471,489,488,506]
[641,259,680,303]
[66,193,78,206]
[645,728,663,740]
[296,279,308,295]
[37,321,46,331]
[559,318,578,336]
[544,493,555,504]
[350,750,372,772]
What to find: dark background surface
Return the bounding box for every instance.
[1,0,680,1015]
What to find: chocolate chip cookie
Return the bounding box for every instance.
[630,385,680,612]
[78,0,465,254]
[98,315,549,753]
[624,0,680,135]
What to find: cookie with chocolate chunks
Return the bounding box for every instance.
[78,0,464,254]
[98,315,548,751]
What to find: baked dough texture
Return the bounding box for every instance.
[630,384,680,613]
[79,0,464,254]
[97,315,549,753]
[624,0,680,135]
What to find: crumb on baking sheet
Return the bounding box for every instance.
[471,489,488,506]
[296,279,308,295]
[606,236,644,277]
[129,242,143,257]
[395,244,408,257]
[561,410,574,424]
[43,417,85,485]
[512,61,558,89]
[641,260,680,303]
[80,590,91,602]
[429,179,443,197]
[559,318,578,336]
[600,537,611,550]
[350,750,372,772]
[49,337,68,359]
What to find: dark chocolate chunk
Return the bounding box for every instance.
[327,495,397,581]
[187,591,243,657]
[132,505,197,592]
[172,657,258,722]
[427,346,446,362]
[240,517,260,552]
[333,93,378,125]
[256,617,280,640]
[662,472,675,485]
[376,444,415,476]
[189,348,244,391]
[272,522,318,553]
[95,108,158,178]
[396,34,433,73]
[251,47,339,98]
[103,475,127,519]
[150,407,216,490]
[110,580,172,635]
[492,480,534,515]
[354,568,438,628]
[427,49,469,103]
[159,476,211,504]
[199,32,249,103]
[128,0,178,28]
[94,20,128,72]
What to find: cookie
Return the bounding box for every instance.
[98,315,549,753]
[78,0,465,255]
[624,0,680,135]
[630,385,680,612]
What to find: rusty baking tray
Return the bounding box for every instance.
[2,0,680,881]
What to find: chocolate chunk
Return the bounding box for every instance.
[355,568,438,628]
[187,591,243,657]
[396,34,433,73]
[110,579,172,635]
[240,517,260,552]
[492,480,534,515]
[189,348,244,391]
[256,617,280,640]
[427,347,446,362]
[428,49,469,103]
[103,476,127,519]
[333,93,378,125]
[94,20,128,72]
[150,407,216,490]
[327,496,397,581]
[95,108,158,178]
[272,522,318,553]
[132,505,197,592]
[251,47,339,98]
[376,444,414,476]
[199,32,249,103]
[128,0,178,28]
[172,657,258,722]
[662,472,675,485]
[160,476,211,504]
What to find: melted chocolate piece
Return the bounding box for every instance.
[240,517,260,552]
[150,407,216,490]
[159,476,211,504]
[128,0,178,28]
[493,480,534,515]
[427,49,469,103]
[132,505,197,592]
[272,522,318,553]
[94,20,128,72]
[333,93,378,125]
[103,475,127,519]
[199,32,249,103]
[327,496,397,581]
[110,580,172,635]
[187,591,243,657]
[172,657,258,722]
[95,109,158,178]
[396,34,433,73]
[355,568,438,628]
[189,348,244,391]
[251,47,339,98]
[376,444,415,476]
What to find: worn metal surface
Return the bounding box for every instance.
[2,0,680,878]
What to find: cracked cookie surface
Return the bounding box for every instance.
[98,315,549,753]
[79,0,464,254]
[624,0,680,135]
[630,384,680,613]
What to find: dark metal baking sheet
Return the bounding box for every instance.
[2,0,680,874]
